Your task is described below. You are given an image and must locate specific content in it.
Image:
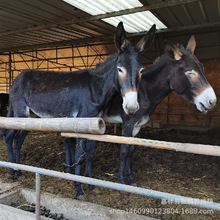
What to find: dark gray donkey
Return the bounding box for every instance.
[1,22,156,199]
[82,36,217,198]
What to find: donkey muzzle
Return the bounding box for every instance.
[122,91,139,114]
[194,86,217,114]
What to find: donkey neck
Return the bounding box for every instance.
[141,55,176,112]
[89,55,118,115]
[92,54,118,89]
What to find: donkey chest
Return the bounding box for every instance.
[103,115,123,124]
[103,114,149,127]
[136,115,150,127]
[132,115,150,137]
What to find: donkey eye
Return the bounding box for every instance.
[185,70,196,76]
[139,67,145,75]
[117,67,123,73]
[117,66,126,76]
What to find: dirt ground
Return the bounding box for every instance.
[1,126,220,220]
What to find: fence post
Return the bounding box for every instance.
[35,173,41,220]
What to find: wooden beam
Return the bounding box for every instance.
[218,0,220,18]
[131,22,220,38]
[0,36,108,53]
[0,117,106,134]
[61,132,220,157]
[198,1,208,23]
[0,22,219,53]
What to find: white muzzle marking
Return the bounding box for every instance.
[194,86,217,114]
[122,91,139,114]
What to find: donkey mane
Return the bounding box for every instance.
[143,43,198,79]
[142,54,169,78]
[93,54,117,76]
[179,45,200,63]
[42,54,117,77]
[94,41,137,76]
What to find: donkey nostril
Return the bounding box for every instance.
[209,98,217,109]
[125,104,139,114]
[209,99,216,107]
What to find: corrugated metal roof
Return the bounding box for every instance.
[0,0,219,53]
[63,0,167,32]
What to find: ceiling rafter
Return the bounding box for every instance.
[0,0,200,37]
[0,21,219,54]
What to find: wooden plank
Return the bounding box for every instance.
[61,132,220,157]
[0,117,105,134]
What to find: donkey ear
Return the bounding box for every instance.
[186,35,196,54]
[164,40,183,61]
[135,24,156,53]
[115,22,127,52]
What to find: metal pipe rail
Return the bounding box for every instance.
[0,161,220,220]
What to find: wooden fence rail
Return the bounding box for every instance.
[0,117,105,134]
[62,132,220,157]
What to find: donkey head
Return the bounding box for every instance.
[115,22,156,114]
[165,36,217,114]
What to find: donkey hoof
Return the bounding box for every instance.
[8,169,15,176]
[16,170,23,177]
[76,194,87,201]
[91,188,100,195]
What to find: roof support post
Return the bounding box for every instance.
[8,52,12,86]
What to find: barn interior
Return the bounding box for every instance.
[0,0,219,129]
[0,1,220,220]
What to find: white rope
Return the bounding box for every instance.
[63,138,86,168]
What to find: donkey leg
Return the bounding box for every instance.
[5,129,18,176]
[13,130,28,177]
[125,145,136,185]
[85,140,98,192]
[63,137,75,174]
[124,125,142,185]
[74,138,86,199]
[118,144,129,184]
[118,122,134,184]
